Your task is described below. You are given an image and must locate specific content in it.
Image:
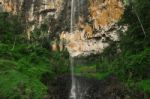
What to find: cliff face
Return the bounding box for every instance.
[0,0,127,57]
[60,0,127,57]
[0,0,64,39]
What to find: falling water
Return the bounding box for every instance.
[70,57,76,99]
[70,0,76,98]
[69,0,89,99]
[70,0,75,32]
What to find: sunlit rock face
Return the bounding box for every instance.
[0,0,63,19]
[60,0,127,57]
[89,0,124,30]
[0,0,24,14]
[0,0,127,56]
[0,0,64,39]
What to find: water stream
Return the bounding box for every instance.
[69,0,76,98]
[70,57,76,99]
[70,0,75,32]
[69,0,88,98]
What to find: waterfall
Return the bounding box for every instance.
[70,0,76,99]
[69,0,88,99]
[70,57,76,99]
[69,0,87,99]
[70,0,75,32]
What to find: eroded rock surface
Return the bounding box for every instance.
[0,0,64,39]
[60,0,127,57]
[0,0,128,56]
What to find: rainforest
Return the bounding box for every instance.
[0,0,150,99]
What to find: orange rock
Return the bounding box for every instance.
[83,24,93,38]
[89,0,124,30]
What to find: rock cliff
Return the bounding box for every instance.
[0,0,64,40]
[60,0,127,57]
[0,0,128,57]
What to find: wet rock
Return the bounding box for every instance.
[49,75,143,99]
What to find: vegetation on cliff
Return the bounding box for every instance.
[75,0,150,98]
[0,0,150,99]
[0,12,69,98]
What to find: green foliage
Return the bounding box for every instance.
[120,0,150,53]
[0,12,23,42]
[111,48,150,80]
[137,80,150,93]
[82,0,150,95]
[0,69,48,99]
[136,79,150,98]
[0,0,149,97]
[0,13,69,98]
[0,44,48,98]
[0,41,69,98]
[75,65,96,75]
